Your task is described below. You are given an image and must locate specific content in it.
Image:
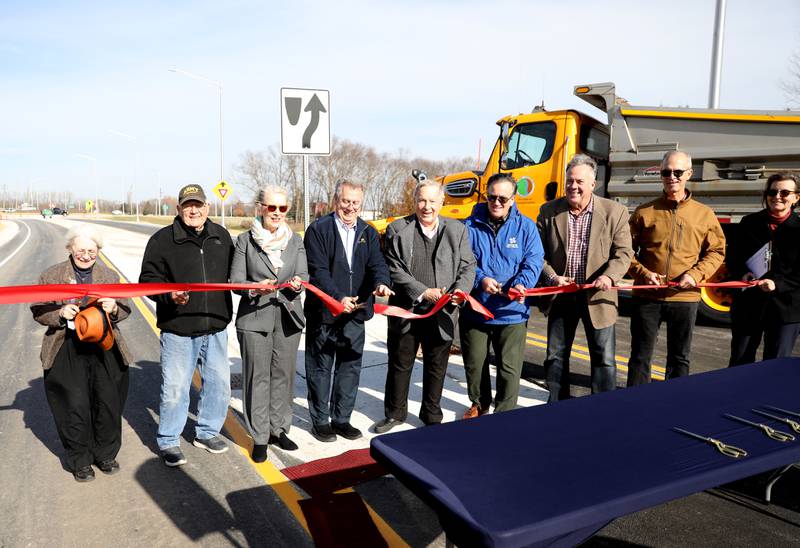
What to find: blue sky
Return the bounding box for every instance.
[2,0,799,205]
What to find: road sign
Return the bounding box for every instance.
[280,88,330,155]
[85,200,93,213]
[213,181,232,202]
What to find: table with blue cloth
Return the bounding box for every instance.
[370,358,800,548]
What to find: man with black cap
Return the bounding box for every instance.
[139,184,234,467]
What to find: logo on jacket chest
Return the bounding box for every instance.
[506,237,518,249]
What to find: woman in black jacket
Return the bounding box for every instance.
[728,172,800,365]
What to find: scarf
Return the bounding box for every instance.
[767,209,793,232]
[250,217,292,271]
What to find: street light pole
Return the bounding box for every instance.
[75,153,98,215]
[708,0,727,109]
[169,67,225,227]
[110,130,140,222]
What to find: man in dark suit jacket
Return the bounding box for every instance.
[303,180,393,442]
[372,180,476,433]
[537,154,633,401]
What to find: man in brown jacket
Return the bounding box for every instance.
[626,150,726,385]
[537,154,633,401]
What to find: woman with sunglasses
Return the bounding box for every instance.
[230,185,307,462]
[728,172,800,365]
[30,224,133,482]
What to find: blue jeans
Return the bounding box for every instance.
[544,293,617,402]
[626,298,699,386]
[157,330,231,450]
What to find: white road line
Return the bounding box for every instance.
[0,221,31,269]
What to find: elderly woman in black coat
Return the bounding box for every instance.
[30,224,133,482]
[728,173,800,365]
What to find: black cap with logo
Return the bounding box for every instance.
[178,184,208,206]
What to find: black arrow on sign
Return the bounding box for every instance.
[302,93,327,149]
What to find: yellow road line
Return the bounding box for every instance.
[101,252,405,545]
[526,333,666,379]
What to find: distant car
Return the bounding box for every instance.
[111,210,123,215]
[52,207,68,215]
[41,209,53,218]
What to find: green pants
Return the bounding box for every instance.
[459,320,528,413]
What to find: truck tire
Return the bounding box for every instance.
[698,289,731,325]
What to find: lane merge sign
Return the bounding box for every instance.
[280,87,330,155]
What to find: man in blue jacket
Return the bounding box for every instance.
[304,179,393,442]
[460,174,544,416]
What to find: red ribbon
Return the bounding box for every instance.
[374,289,494,321]
[506,280,758,299]
[2,281,494,320]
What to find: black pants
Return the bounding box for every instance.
[384,317,452,424]
[44,334,129,471]
[626,298,699,386]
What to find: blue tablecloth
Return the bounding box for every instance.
[370,358,800,548]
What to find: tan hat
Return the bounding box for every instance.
[74,300,114,351]
[178,184,208,206]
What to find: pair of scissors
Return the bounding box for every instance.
[673,427,748,458]
[763,405,800,420]
[723,414,796,442]
[751,409,800,434]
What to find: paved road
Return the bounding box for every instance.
[0,219,309,547]
[1,217,799,547]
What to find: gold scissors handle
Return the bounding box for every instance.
[760,425,795,442]
[785,419,800,434]
[708,437,748,458]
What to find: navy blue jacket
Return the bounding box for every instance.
[303,213,391,326]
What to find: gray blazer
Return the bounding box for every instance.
[384,214,476,341]
[230,230,309,333]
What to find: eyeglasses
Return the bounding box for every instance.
[767,189,799,198]
[73,250,98,258]
[260,203,288,213]
[660,169,688,179]
[487,194,513,205]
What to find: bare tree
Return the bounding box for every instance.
[235,137,475,221]
[782,45,800,106]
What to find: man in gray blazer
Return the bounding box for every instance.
[373,180,476,433]
[537,154,633,401]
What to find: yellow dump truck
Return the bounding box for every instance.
[373,82,800,321]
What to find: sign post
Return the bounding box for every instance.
[213,180,233,227]
[280,87,331,228]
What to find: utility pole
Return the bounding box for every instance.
[708,0,727,109]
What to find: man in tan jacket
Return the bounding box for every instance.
[626,150,726,385]
[537,154,633,401]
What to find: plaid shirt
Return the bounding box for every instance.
[565,198,594,284]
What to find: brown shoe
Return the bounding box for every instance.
[463,404,481,419]
[479,405,491,416]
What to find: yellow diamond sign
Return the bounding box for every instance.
[213,181,233,202]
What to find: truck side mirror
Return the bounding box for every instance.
[545,182,558,201]
[500,152,509,171]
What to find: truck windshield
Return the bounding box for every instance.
[504,121,556,169]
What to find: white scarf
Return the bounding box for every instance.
[251,217,292,271]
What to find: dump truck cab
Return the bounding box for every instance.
[439,108,608,222]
